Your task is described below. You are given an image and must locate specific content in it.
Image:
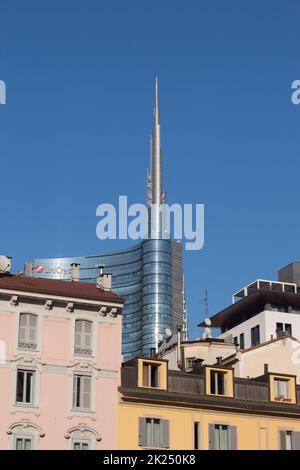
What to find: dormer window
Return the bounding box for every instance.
[274,379,288,399]
[143,363,159,388]
[210,370,226,395]
[270,374,296,404]
[138,359,167,390]
[205,367,234,398]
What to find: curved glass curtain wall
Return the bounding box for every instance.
[32,240,173,361]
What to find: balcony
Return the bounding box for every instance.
[74,347,92,356]
[18,341,37,351]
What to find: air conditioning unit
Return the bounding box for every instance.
[0,256,11,274]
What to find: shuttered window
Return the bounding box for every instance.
[73,375,91,410]
[209,424,237,450]
[74,320,92,356]
[138,417,169,448]
[18,314,37,350]
[280,430,300,450]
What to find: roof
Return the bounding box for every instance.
[198,290,300,328]
[221,335,300,367]
[0,274,124,305]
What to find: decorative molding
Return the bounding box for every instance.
[44,299,52,310]
[7,420,45,438]
[66,302,74,313]
[65,424,101,441]
[10,295,18,306]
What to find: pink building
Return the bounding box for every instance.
[0,270,123,450]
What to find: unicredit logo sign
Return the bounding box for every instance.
[33,265,71,276]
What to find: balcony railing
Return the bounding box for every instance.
[18,341,37,351]
[74,347,92,356]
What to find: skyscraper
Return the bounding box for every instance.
[28,79,188,360]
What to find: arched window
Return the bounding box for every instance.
[18,314,37,351]
[74,320,92,356]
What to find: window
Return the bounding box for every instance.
[251,325,260,346]
[210,370,226,395]
[73,375,91,410]
[15,437,32,450]
[186,357,196,370]
[239,333,245,349]
[138,417,169,448]
[74,320,92,356]
[142,363,160,388]
[280,430,300,450]
[276,323,292,337]
[16,370,34,404]
[285,324,292,336]
[274,379,288,399]
[209,424,237,450]
[73,440,90,450]
[194,422,200,450]
[18,314,37,350]
[233,336,238,346]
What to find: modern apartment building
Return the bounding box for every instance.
[0,268,123,449]
[27,79,187,361]
[118,355,300,450]
[202,279,300,350]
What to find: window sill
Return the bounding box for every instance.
[68,409,96,419]
[11,404,40,415]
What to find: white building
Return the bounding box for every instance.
[202,279,300,350]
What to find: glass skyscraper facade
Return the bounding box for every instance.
[30,238,185,360]
[28,79,188,361]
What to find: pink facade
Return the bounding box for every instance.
[0,275,123,450]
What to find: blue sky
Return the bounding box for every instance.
[1,0,300,339]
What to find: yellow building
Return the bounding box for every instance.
[118,356,300,450]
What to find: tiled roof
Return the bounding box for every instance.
[0,274,123,305]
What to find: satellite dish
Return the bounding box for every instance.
[157,333,164,343]
[204,317,211,326]
[165,328,172,338]
[0,256,11,274]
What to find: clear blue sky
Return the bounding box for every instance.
[1,1,300,339]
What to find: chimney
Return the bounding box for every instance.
[70,263,80,282]
[150,348,156,358]
[264,363,269,375]
[0,256,11,274]
[24,261,33,277]
[192,358,204,373]
[96,266,112,291]
[216,356,223,367]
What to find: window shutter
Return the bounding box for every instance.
[138,417,147,446]
[72,375,77,408]
[161,419,170,448]
[208,424,215,450]
[84,321,92,349]
[293,432,300,450]
[229,426,237,450]
[280,431,286,450]
[75,321,83,349]
[82,376,91,409]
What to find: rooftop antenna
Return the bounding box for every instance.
[201,289,212,340]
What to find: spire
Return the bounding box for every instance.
[148,77,166,239]
[151,76,162,206]
[155,76,159,126]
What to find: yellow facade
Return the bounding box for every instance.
[118,401,300,450]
